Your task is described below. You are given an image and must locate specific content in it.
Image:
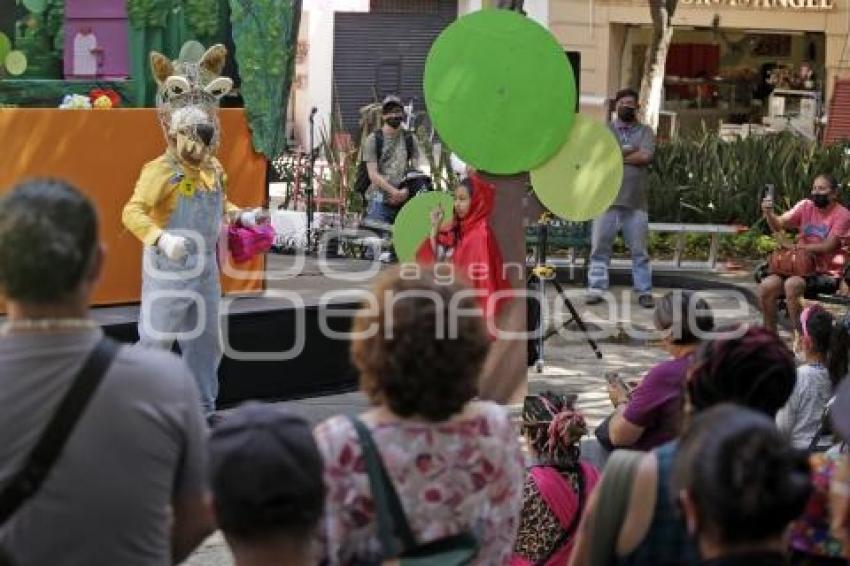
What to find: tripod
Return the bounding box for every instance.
[305,107,318,254]
[528,213,602,373]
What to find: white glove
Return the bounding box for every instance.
[157,232,188,261]
[239,207,265,228]
[239,208,261,228]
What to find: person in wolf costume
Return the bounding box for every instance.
[123,44,266,415]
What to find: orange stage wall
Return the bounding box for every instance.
[0,108,266,306]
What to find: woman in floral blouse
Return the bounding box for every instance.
[314,266,525,565]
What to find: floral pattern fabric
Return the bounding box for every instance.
[314,401,525,565]
[788,452,846,558]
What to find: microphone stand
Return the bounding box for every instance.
[306,107,318,255]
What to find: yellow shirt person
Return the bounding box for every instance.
[122,152,240,246]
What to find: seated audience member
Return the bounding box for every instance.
[596,291,715,452]
[314,267,525,565]
[209,402,325,566]
[787,447,848,565]
[673,404,812,566]
[0,179,211,565]
[777,306,848,450]
[512,393,600,565]
[758,173,850,333]
[569,327,797,566]
[829,380,850,559]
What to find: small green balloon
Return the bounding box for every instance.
[5,50,28,76]
[393,191,455,263]
[0,33,10,63]
[424,10,576,175]
[22,0,47,13]
[530,114,624,222]
[179,40,206,63]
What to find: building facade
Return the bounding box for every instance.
[551,0,850,136]
[291,0,548,149]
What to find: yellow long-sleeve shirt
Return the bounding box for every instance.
[122,153,241,246]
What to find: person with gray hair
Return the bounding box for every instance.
[0,179,212,565]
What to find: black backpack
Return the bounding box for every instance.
[354,130,416,195]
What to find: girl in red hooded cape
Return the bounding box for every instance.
[416,174,512,328]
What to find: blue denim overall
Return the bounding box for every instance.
[138,170,223,414]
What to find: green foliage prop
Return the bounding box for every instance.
[128,0,218,39]
[12,0,63,78]
[184,0,219,39]
[230,0,301,159]
[127,0,174,29]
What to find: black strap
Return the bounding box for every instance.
[809,403,834,452]
[534,465,586,566]
[0,337,119,526]
[349,416,417,557]
[403,131,415,166]
[375,129,384,163]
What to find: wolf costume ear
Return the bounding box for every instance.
[204,76,233,99]
[150,51,174,85]
[199,44,227,76]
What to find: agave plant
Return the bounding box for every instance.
[649,131,850,227]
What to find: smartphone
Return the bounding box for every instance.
[763,184,776,202]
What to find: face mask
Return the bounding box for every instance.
[811,193,831,209]
[618,107,637,123]
[385,116,403,129]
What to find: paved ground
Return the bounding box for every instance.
[184,259,771,564]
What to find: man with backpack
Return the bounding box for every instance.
[358,96,417,261]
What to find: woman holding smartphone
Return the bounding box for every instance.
[594,291,714,452]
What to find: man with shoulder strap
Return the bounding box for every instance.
[362,95,418,261]
[0,179,212,566]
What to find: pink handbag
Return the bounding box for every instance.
[227,223,275,263]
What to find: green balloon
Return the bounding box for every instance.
[530,114,624,222]
[0,33,10,64]
[424,10,576,175]
[5,51,27,76]
[393,191,455,263]
[22,0,47,13]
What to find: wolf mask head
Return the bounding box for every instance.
[150,44,233,168]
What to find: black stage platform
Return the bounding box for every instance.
[84,255,384,408]
[93,293,362,408]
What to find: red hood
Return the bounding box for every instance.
[457,174,495,233]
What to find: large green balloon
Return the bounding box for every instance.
[393,191,455,263]
[424,10,576,175]
[530,114,624,222]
